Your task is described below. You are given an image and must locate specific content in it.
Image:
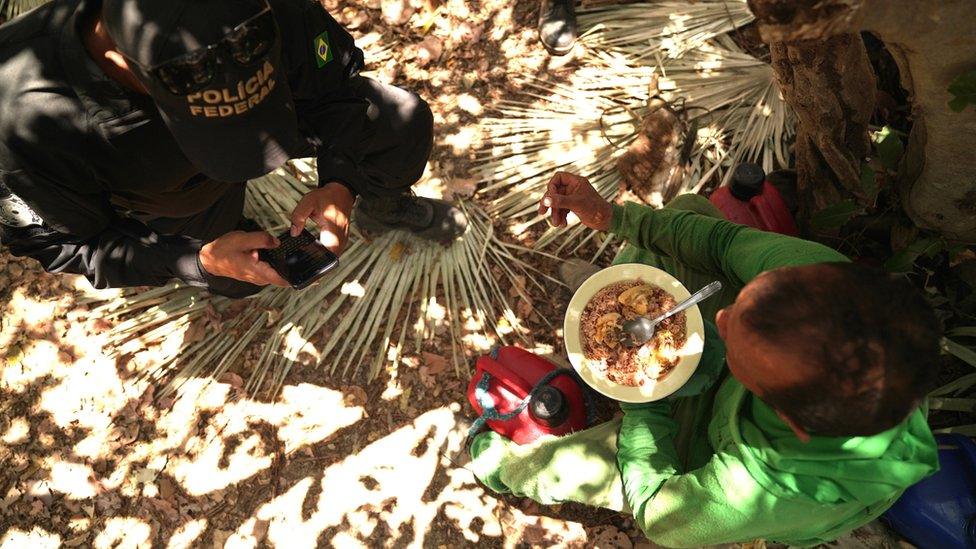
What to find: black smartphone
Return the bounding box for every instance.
[258,229,339,290]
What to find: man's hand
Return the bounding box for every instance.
[538,172,613,231]
[289,182,355,254]
[199,231,289,287]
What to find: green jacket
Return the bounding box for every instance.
[610,202,939,547]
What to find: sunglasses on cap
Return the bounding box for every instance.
[132,4,278,96]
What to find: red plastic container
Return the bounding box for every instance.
[467,347,587,445]
[710,163,799,236]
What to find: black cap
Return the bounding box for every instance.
[730,163,766,201]
[102,0,308,182]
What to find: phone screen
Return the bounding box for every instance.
[259,230,339,290]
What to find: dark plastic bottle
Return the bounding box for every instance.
[709,163,799,236]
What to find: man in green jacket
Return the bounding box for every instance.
[469,172,941,547]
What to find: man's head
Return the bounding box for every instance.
[715,262,940,440]
[100,0,307,181]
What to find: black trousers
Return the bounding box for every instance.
[330,75,434,201]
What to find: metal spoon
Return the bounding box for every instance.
[619,281,723,348]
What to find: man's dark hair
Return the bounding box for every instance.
[741,262,941,437]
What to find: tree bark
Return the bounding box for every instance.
[767,35,875,229]
[748,0,976,242]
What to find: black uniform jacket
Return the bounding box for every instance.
[0,0,407,291]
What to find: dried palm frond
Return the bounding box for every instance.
[929,373,976,397]
[589,40,794,184]
[474,40,793,252]
[928,397,976,413]
[87,163,559,398]
[926,336,976,433]
[578,0,754,59]
[475,74,639,254]
[933,424,976,436]
[0,0,47,19]
[931,338,976,397]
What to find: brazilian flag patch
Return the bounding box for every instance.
[314,31,333,68]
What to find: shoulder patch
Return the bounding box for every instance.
[0,191,42,228]
[313,31,334,68]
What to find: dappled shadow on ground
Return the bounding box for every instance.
[0,247,642,547]
[1,0,635,546]
[56,0,588,403]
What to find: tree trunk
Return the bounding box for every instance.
[748,0,976,242]
[767,35,875,230]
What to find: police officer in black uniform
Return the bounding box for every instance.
[0,0,466,297]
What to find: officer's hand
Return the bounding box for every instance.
[199,231,289,287]
[289,182,354,255]
[538,171,613,231]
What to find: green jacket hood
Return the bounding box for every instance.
[727,381,939,506]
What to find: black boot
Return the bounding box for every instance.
[353,194,468,243]
[539,0,577,56]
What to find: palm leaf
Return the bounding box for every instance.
[578,0,755,59]
[928,397,976,413]
[948,327,976,338]
[0,0,47,19]
[934,424,976,437]
[78,32,560,395]
[88,163,559,397]
[944,337,976,369]
[474,39,793,252]
[929,372,976,398]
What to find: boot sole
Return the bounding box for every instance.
[541,41,575,56]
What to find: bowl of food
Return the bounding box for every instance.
[564,264,706,403]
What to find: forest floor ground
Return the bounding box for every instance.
[0,1,908,547]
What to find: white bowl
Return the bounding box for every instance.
[564,263,706,403]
